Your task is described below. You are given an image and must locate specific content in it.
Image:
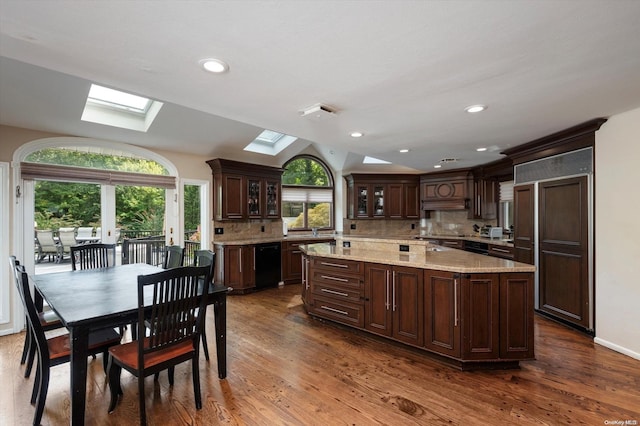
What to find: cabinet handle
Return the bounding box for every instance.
[385,270,390,310]
[321,275,349,283]
[392,271,397,312]
[301,257,305,288]
[320,305,349,316]
[321,288,349,297]
[239,250,242,273]
[491,247,511,253]
[454,278,458,327]
[253,247,256,270]
[320,261,348,269]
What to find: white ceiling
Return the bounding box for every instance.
[2,1,640,173]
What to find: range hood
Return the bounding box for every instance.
[421,198,469,211]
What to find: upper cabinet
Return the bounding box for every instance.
[344,174,420,219]
[207,158,283,220]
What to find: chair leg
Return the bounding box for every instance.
[168,367,175,386]
[192,357,202,410]
[25,341,37,378]
[102,351,109,373]
[107,358,123,413]
[201,329,210,361]
[138,375,147,426]
[30,358,40,405]
[33,356,50,426]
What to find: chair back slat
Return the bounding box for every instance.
[162,245,185,269]
[137,266,210,361]
[71,243,117,270]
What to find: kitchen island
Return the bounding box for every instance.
[300,239,536,370]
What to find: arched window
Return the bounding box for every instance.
[282,155,334,230]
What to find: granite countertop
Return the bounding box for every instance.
[300,241,535,274]
[212,234,335,246]
[340,234,514,247]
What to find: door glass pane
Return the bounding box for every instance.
[183,184,202,265]
[116,185,165,240]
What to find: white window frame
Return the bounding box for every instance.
[0,162,10,328]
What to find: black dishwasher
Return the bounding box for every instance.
[254,242,282,289]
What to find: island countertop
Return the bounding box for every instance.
[300,242,535,274]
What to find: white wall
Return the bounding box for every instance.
[594,106,640,360]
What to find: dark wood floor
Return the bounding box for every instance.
[2,284,639,425]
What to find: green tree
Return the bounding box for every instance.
[35,181,101,227]
[289,203,330,228]
[282,157,330,186]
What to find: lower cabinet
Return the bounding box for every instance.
[307,257,364,327]
[365,263,423,347]
[301,253,310,304]
[215,244,255,292]
[305,255,534,367]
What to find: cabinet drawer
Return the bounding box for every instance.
[440,239,464,249]
[312,281,362,303]
[309,295,364,328]
[311,269,362,290]
[311,257,363,275]
[488,245,514,259]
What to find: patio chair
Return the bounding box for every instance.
[57,227,78,262]
[76,226,95,244]
[71,243,117,270]
[35,230,62,263]
[163,245,185,269]
[107,265,212,426]
[16,264,121,426]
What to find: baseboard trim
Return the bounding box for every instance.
[594,337,640,361]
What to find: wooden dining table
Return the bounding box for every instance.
[32,263,229,426]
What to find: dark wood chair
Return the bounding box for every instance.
[107,265,212,426]
[162,245,184,269]
[9,256,63,378]
[16,264,121,426]
[193,249,216,360]
[70,242,117,270]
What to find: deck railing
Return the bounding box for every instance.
[121,235,201,266]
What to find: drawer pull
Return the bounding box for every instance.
[321,288,349,297]
[320,305,349,316]
[320,275,349,283]
[320,261,349,269]
[491,247,511,253]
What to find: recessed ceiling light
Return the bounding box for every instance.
[465,104,487,113]
[399,149,409,153]
[199,58,229,73]
[476,147,488,152]
[434,164,442,169]
[350,131,364,138]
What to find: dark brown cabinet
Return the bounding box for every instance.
[488,244,514,260]
[364,263,423,347]
[307,257,365,327]
[423,270,460,358]
[282,239,331,284]
[215,244,255,292]
[499,273,534,359]
[301,253,310,305]
[420,171,471,211]
[207,158,283,220]
[470,178,498,220]
[344,174,420,219]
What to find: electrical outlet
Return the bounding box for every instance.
[214,227,224,235]
[399,244,410,252]
[350,223,356,230]
[343,241,351,248]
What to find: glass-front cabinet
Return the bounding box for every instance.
[248,178,261,217]
[356,185,368,217]
[265,180,280,218]
[345,174,420,220]
[372,185,385,217]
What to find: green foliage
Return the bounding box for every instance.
[183,185,201,232]
[289,203,330,229]
[282,157,330,186]
[116,186,165,231]
[26,148,168,174]
[35,181,100,228]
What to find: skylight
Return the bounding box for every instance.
[363,156,392,164]
[81,84,163,132]
[244,130,297,156]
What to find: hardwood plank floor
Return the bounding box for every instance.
[2,284,639,425]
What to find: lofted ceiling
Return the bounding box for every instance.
[1,0,640,174]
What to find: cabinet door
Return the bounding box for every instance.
[404,182,419,219]
[392,266,423,346]
[364,263,392,337]
[386,184,403,218]
[301,254,310,304]
[265,179,280,218]
[461,274,499,360]
[372,185,385,217]
[355,184,369,217]
[243,245,255,288]
[283,243,303,284]
[224,246,244,288]
[513,184,535,264]
[247,178,261,218]
[499,273,534,359]
[222,175,244,219]
[424,270,460,357]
